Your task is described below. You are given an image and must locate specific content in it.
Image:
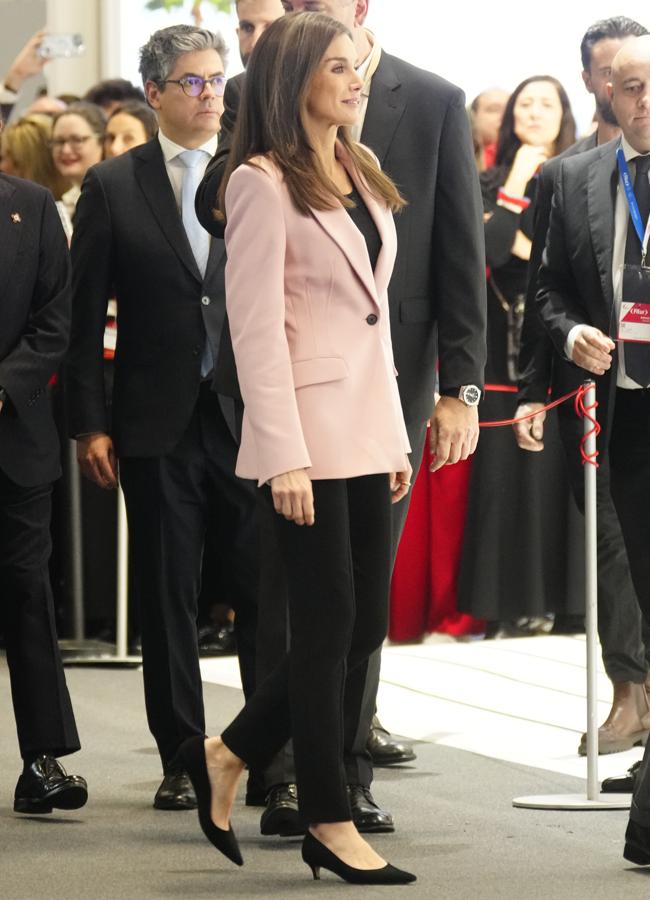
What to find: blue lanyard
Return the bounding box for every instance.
[617,147,650,263]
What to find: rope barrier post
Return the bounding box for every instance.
[583,379,599,801]
[513,379,631,811]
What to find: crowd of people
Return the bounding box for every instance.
[3,0,650,884]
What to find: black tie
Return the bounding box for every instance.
[623,154,650,387]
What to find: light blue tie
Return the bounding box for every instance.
[178,149,213,376]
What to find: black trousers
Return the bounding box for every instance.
[608,390,650,826]
[222,474,392,824]
[0,467,80,760]
[119,385,258,770]
[259,421,428,791]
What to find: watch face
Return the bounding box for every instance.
[461,385,481,406]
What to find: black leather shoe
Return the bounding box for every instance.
[348,784,394,833]
[14,756,88,814]
[367,717,416,767]
[624,819,650,865]
[153,769,197,810]
[260,783,304,836]
[198,623,237,657]
[602,760,642,794]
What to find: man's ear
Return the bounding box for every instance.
[606,81,614,101]
[354,0,369,26]
[145,80,162,110]
[582,69,593,95]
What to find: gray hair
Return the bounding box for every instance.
[139,25,228,87]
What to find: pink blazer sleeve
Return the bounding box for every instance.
[224,163,312,486]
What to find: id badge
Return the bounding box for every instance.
[618,264,650,343]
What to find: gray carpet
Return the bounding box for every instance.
[1,658,649,899]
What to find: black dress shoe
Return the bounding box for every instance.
[260,783,304,836]
[302,831,416,884]
[14,756,88,815]
[602,760,642,794]
[178,735,243,866]
[367,718,416,767]
[153,769,197,810]
[198,623,237,657]
[348,785,394,833]
[624,819,650,865]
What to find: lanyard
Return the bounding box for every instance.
[617,147,650,266]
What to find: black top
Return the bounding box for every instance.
[345,186,381,273]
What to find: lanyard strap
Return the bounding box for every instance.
[617,147,650,265]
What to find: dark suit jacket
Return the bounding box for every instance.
[196,53,487,426]
[66,137,232,457]
[518,132,598,403]
[0,175,71,486]
[536,138,620,491]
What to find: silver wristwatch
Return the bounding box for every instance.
[457,385,481,407]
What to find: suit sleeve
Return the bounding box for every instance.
[433,89,487,393]
[224,165,311,486]
[65,167,114,437]
[536,164,585,357]
[517,164,556,403]
[195,75,241,238]
[0,191,71,413]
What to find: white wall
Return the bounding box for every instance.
[102,1,650,135]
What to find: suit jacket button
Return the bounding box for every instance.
[192,345,201,356]
[201,295,211,306]
[366,313,378,325]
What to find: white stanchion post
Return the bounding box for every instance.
[115,483,129,659]
[583,380,599,801]
[513,380,631,811]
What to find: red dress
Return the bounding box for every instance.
[389,435,485,641]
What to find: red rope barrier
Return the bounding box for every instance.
[477,382,600,468]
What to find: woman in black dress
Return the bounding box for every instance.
[458,76,585,631]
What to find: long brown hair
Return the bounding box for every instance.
[218,12,405,218]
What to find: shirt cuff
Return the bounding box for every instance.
[0,83,18,104]
[565,324,584,362]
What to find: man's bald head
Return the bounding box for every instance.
[609,35,650,152]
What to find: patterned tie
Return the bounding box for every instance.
[178,149,213,376]
[623,154,650,387]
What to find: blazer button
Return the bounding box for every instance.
[201,295,211,306]
[366,313,378,325]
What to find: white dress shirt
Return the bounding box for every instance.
[566,135,650,388]
[157,129,219,213]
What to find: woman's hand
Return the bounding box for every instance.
[503,144,549,197]
[390,460,413,504]
[270,469,315,526]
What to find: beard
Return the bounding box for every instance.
[596,95,619,127]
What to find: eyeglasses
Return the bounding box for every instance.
[50,134,99,151]
[163,75,227,98]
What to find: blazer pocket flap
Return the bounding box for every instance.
[399,297,434,324]
[292,356,349,388]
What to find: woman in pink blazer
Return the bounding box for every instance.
[180,12,415,886]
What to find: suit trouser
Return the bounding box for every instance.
[261,421,428,791]
[222,475,392,824]
[607,389,650,826]
[0,466,80,760]
[119,384,258,770]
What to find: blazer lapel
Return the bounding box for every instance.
[203,233,225,285]
[309,203,379,306]
[133,139,202,283]
[0,176,24,301]
[359,52,406,166]
[587,144,618,310]
[341,147,394,299]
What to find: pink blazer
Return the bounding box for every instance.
[224,142,411,486]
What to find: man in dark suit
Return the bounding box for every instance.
[0,161,88,814]
[65,25,259,811]
[514,17,650,763]
[532,35,650,864]
[196,0,487,835]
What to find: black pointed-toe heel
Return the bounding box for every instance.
[178,735,243,866]
[301,831,416,885]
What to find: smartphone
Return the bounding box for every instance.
[37,34,85,60]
